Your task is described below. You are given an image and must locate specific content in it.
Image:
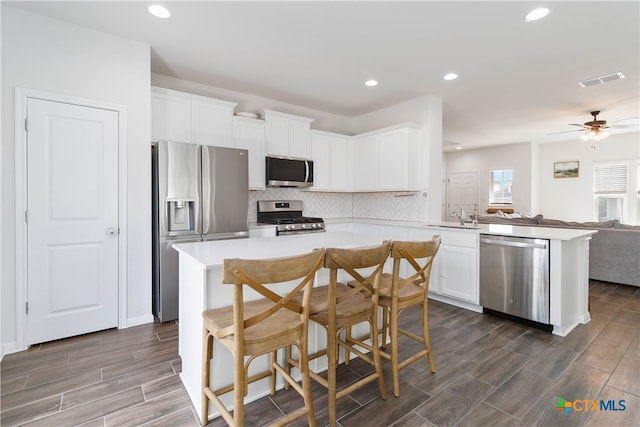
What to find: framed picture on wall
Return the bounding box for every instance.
[554,161,579,178]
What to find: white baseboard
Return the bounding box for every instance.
[1,341,22,359]
[125,314,155,328]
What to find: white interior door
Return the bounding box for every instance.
[26,98,119,345]
[447,172,479,218]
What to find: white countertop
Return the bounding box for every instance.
[173,231,384,269]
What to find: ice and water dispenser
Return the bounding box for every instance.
[167,200,196,231]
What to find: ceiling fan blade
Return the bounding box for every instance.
[569,123,588,128]
[609,124,639,129]
[548,129,583,135]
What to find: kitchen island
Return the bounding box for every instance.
[174,225,595,421]
[173,232,385,421]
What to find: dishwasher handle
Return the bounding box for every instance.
[480,237,548,250]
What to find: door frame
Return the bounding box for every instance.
[14,87,128,351]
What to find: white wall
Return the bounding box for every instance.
[537,133,640,223]
[445,142,535,214]
[1,6,151,354]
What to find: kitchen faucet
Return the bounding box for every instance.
[451,208,466,225]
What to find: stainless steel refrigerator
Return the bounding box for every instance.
[152,141,249,322]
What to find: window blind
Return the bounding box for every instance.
[593,163,628,195]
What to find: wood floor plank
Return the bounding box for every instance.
[576,340,627,373]
[103,388,191,427]
[1,369,101,411]
[484,369,553,420]
[140,407,199,427]
[469,348,530,388]
[611,309,640,329]
[524,344,580,380]
[0,394,61,426]
[456,402,522,427]
[142,374,184,401]
[101,348,178,380]
[585,386,640,427]
[0,375,27,396]
[392,411,436,427]
[608,356,640,396]
[413,376,493,426]
[21,386,145,427]
[61,362,175,410]
[595,322,638,348]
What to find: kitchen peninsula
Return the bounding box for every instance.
[174,224,596,421]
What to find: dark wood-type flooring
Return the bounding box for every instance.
[2,280,639,426]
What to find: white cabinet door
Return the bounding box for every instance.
[311,131,351,192]
[352,135,380,191]
[151,90,191,143]
[264,110,313,159]
[439,245,478,303]
[265,114,290,157]
[289,119,311,159]
[379,128,408,190]
[234,116,266,190]
[311,132,332,191]
[192,98,236,147]
[330,137,351,191]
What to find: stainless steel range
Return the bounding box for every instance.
[257,200,325,236]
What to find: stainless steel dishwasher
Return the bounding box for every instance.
[480,234,550,325]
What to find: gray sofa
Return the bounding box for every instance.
[473,214,640,287]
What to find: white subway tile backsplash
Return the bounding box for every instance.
[249,189,428,222]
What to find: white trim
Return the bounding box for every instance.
[125,314,155,328]
[14,87,128,351]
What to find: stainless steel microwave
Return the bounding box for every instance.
[265,156,313,187]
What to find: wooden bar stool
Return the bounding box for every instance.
[288,241,391,427]
[201,248,325,426]
[351,237,441,398]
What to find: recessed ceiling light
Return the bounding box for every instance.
[455,146,463,150]
[365,80,378,87]
[443,73,458,81]
[525,8,550,22]
[149,5,171,19]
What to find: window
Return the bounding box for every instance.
[489,169,512,204]
[593,162,628,222]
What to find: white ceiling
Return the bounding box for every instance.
[7,1,640,149]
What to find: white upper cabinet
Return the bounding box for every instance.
[351,124,423,192]
[263,109,314,159]
[234,116,266,190]
[151,87,237,146]
[310,130,351,192]
[151,89,191,143]
[192,98,237,147]
[351,134,380,191]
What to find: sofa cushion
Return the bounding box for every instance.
[537,218,616,229]
[613,221,640,230]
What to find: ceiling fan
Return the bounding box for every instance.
[550,110,639,141]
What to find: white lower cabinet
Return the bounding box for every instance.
[438,245,478,303]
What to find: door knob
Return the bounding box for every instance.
[106,227,119,236]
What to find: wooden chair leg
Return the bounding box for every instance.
[370,317,388,401]
[381,308,389,349]
[422,302,436,373]
[269,350,277,395]
[328,327,338,427]
[233,349,244,425]
[300,342,317,427]
[201,329,212,425]
[284,345,292,390]
[390,306,400,398]
[344,326,351,366]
